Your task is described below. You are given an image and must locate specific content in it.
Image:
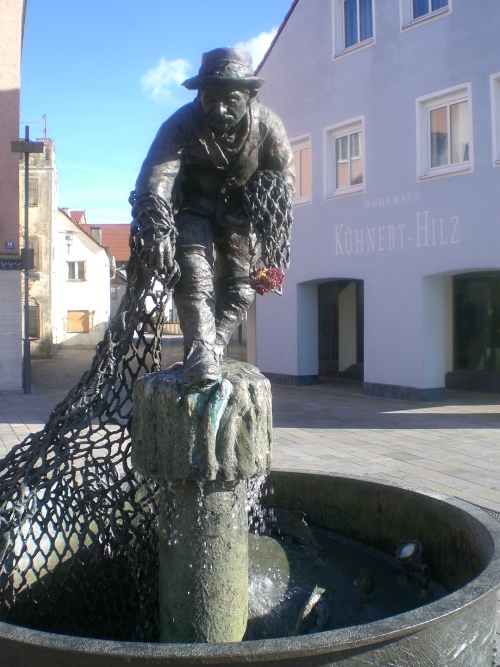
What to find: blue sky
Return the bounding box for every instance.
[21,0,293,224]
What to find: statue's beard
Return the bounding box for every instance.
[209,117,234,137]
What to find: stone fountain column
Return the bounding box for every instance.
[131,360,272,643]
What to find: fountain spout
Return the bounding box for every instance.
[131,360,272,643]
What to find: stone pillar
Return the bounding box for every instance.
[131,360,272,643]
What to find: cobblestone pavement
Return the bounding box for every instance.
[271,380,500,514]
[0,341,499,649]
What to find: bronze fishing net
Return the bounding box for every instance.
[243,171,294,296]
[244,170,294,274]
[0,241,169,641]
[0,175,294,642]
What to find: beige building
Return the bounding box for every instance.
[0,0,26,389]
[20,139,111,355]
[21,139,58,357]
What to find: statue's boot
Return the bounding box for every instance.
[182,339,220,388]
[212,231,255,357]
[214,276,255,357]
[174,248,220,388]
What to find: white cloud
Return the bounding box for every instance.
[140,58,193,103]
[234,28,278,68]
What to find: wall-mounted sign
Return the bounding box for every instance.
[4,241,15,250]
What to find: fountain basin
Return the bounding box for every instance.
[0,471,498,666]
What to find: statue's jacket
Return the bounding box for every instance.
[135,98,294,228]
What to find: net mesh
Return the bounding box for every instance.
[0,178,293,642]
[0,246,165,641]
[244,170,294,274]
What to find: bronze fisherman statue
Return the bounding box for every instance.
[131,47,294,388]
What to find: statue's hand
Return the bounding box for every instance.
[130,191,180,288]
[135,226,180,287]
[148,235,180,283]
[137,228,166,269]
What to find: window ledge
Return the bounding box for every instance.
[293,197,311,207]
[325,186,365,200]
[334,38,374,60]
[418,163,471,181]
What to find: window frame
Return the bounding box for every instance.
[28,178,38,207]
[28,298,40,339]
[291,135,312,205]
[28,237,40,270]
[67,260,87,281]
[324,117,365,198]
[332,0,375,59]
[400,0,451,31]
[416,84,473,181]
[491,72,500,167]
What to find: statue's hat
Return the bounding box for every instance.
[183,48,264,90]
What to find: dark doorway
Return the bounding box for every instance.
[318,280,364,380]
[453,272,500,372]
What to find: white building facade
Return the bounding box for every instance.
[254,0,500,399]
[52,210,110,348]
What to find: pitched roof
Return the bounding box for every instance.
[63,210,130,258]
[58,208,104,250]
[112,267,128,285]
[100,224,131,261]
[255,0,299,72]
[68,211,98,244]
[70,210,86,224]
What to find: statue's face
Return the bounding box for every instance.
[199,86,251,135]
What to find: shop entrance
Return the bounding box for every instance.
[318,280,364,380]
[454,272,500,373]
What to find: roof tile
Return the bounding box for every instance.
[100,224,131,261]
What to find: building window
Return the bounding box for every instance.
[166,303,179,324]
[291,137,311,204]
[333,0,374,56]
[491,73,500,166]
[413,0,447,19]
[429,101,468,168]
[67,310,90,333]
[401,0,450,29]
[28,179,38,207]
[417,85,472,179]
[325,118,364,197]
[28,237,40,270]
[67,260,86,281]
[28,298,40,339]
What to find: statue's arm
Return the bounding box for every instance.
[130,111,187,284]
[261,112,296,195]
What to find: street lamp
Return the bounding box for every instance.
[11,126,44,394]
